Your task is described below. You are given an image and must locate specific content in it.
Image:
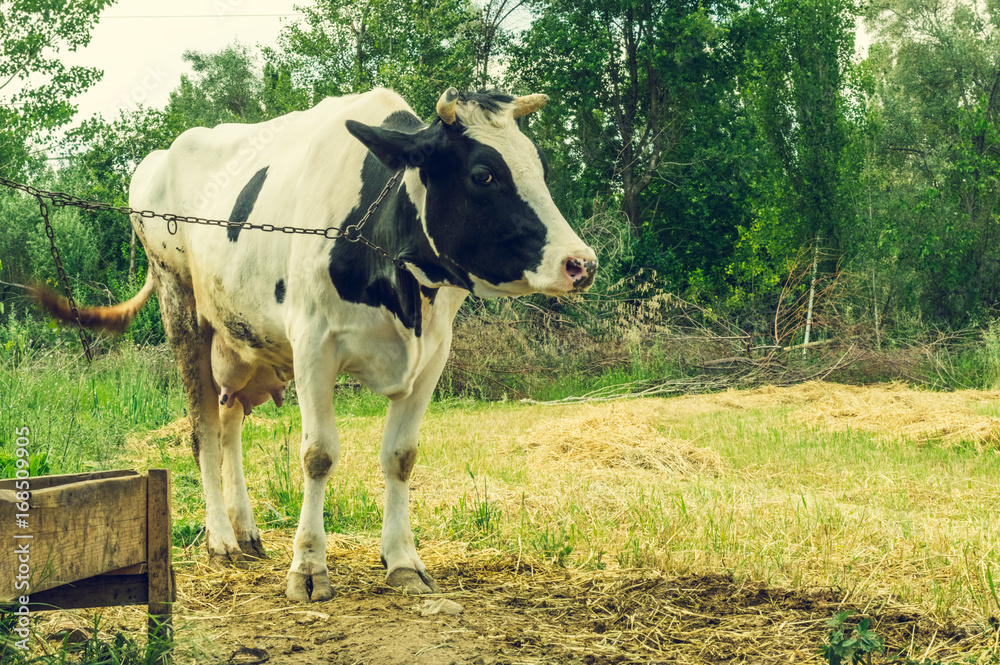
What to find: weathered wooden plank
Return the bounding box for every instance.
[0,474,147,600]
[102,563,147,575]
[25,574,149,611]
[0,470,139,493]
[146,468,174,643]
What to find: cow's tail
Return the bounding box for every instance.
[31,271,156,334]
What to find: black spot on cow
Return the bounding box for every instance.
[303,448,333,479]
[341,97,551,308]
[275,279,286,304]
[227,167,269,242]
[535,144,549,181]
[328,153,471,335]
[420,286,438,305]
[422,140,547,285]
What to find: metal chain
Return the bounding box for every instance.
[0,171,404,266]
[38,195,94,362]
[0,169,406,361]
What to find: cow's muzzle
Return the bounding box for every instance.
[564,257,598,291]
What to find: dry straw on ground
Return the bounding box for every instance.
[689,381,1000,451]
[522,400,724,476]
[33,530,994,664]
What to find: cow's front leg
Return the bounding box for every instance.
[379,347,448,594]
[220,402,266,559]
[286,338,338,602]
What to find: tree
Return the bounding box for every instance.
[0,0,114,177]
[167,42,267,127]
[63,106,185,279]
[471,0,524,88]
[864,0,1000,322]
[511,0,731,238]
[735,0,856,253]
[267,0,480,119]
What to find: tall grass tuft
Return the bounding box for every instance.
[0,345,184,476]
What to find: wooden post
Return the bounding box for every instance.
[146,469,174,660]
[803,235,820,355]
[1,469,174,659]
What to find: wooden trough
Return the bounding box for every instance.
[0,469,175,647]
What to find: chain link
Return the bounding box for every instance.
[38,196,94,362]
[0,169,406,361]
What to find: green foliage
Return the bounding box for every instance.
[259,434,303,526]
[171,522,205,550]
[0,449,49,479]
[266,0,481,118]
[0,346,184,477]
[530,522,575,567]
[8,0,1000,361]
[820,610,885,665]
[167,43,267,126]
[511,0,736,241]
[25,205,99,287]
[0,0,113,177]
[736,0,855,252]
[324,481,383,534]
[859,0,1000,324]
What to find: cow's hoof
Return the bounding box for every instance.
[387,567,440,594]
[207,544,247,569]
[286,571,334,602]
[239,536,268,560]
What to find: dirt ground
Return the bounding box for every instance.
[137,535,982,665]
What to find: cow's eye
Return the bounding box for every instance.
[471,169,493,186]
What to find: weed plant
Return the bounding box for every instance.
[0,612,175,665]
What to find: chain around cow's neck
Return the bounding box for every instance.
[341,168,424,338]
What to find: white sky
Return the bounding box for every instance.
[59,0,303,129]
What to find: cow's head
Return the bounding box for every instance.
[345,88,597,297]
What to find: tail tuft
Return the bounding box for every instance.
[29,274,155,335]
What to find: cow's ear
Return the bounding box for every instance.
[346,120,432,169]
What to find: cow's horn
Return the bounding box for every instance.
[437,87,459,125]
[512,93,549,119]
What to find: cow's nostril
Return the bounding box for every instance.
[565,258,585,282]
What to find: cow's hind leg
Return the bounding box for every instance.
[379,346,450,594]
[220,402,266,559]
[156,267,245,566]
[286,334,339,602]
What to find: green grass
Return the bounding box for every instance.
[5,346,1000,662]
[0,345,183,475]
[0,611,176,665]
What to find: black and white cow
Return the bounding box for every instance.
[37,87,597,601]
